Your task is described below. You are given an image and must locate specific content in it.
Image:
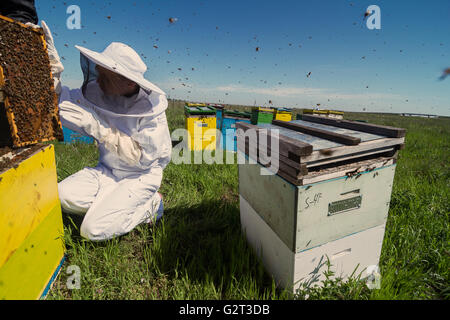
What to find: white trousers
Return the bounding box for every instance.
[58,165,163,241]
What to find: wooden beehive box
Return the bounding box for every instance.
[236,115,406,291]
[185,104,217,151]
[0,15,63,148]
[0,144,65,299]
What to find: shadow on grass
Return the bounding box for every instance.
[59,199,279,298]
[144,199,278,297]
[60,210,147,247]
[61,211,84,240]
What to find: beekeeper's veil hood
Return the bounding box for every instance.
[76,42,165,96]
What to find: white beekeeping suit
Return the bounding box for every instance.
[53,40,172,241]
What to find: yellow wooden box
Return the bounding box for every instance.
[185,116,217,151]
[303,109,344,119]
[186,103,207,107]
[0,144,65,300]
[303,109,329,115]
[275,112,292,122]
[252,107,274,113]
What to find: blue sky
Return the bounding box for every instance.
[35,0,450,116]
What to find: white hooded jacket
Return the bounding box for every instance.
[59,81,172,178]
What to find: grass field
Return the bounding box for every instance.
[47,100,449,300]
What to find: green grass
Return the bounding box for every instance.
[47,102,449,300]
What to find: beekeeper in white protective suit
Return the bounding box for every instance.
[40,22,172,241]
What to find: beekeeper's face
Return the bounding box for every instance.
[96,65,137,96]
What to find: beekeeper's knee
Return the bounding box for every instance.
[80,217,107,241]
[58,181,86,214]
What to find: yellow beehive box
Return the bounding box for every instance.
[303,109,328,116]
[303,109,344,119]
[185,104,217,151]
[327,110,344,119]
[274,108,293,122]
[0,144,65,300]
[185,116,217,150]
[252,107,274,113]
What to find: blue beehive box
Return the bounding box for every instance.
[210,105,224,130]
[62,127,94,144]
[207,104,224,148]
[221,110,251,152]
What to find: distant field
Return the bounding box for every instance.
[48,100,449,300]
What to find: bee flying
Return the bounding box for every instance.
[438,67,450,81]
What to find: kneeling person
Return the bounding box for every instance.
[43,24,171,241]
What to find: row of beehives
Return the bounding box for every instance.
[235,113,406,291]
[184,103,294,152]
[183,103,345,152]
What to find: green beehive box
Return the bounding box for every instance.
[251,107,274,125]
[224,110,251,119]
[184,103,216,116]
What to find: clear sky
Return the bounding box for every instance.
[35,0,450,116]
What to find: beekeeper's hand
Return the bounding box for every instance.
[95,126,143,166]
[84,116,142,165]
[25,22,39,28]
[40,21,64,95]
[59,101,142,165]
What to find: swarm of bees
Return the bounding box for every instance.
[346,167,362,178]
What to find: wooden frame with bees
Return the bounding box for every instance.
[0,15,63,148]
[236,116,405,291]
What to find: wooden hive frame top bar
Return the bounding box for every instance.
[236,117,405,186]
[301,114,406,138]
[272,119,361,146]
[236,122,313,157]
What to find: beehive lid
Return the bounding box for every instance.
[224,110,251,119]
[303,109,328,115]
[276,107,292,113]
[258,120,385,150]
[209,104,224,110]
[252,107,274,113]
[236,116,406,186]
[0,15,63,148]
[185,105,216,115]
[303,109,344,115]
[328,110,344,115]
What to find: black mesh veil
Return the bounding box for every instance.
[80,53,98,97]
[80,53,147,101]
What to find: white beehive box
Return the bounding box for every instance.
[236,115,405,291]
[239,162,394,291]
